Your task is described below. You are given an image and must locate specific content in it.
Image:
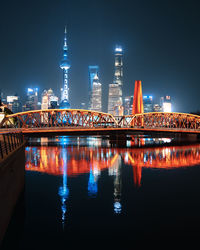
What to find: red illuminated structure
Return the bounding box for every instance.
[132,80,144,115]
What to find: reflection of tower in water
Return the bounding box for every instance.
[58,147,69,228]
[88,165,98,197]
[108,153,122,214]
[114,164,122,214]
[88,151,101,197]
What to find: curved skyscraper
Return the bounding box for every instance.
[60,27,71,109]
[108,45,123,116]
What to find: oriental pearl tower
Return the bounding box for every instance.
[60,27,71,109]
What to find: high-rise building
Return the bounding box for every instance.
[143,95,153,113]
[49,95,59,109]
[41,89,59,110]
[124,96,131,115]
[124,96,134,115]
[7,95,22,113]
[114,45,123,86]
[41,90,49,110]
[88,66,99,110]
[23,88,39,111]
[108,84,123,115]
[90,74,102,112]
[160,96,172,112]
[153,104,162,112]
[0,90,6,105]
[108,45,123,116]
[60,27,71,109]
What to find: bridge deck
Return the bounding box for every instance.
[1,127,200,137]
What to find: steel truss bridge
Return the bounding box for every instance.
[1,109,200,136]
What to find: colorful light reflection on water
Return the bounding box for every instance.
[25,136,200,229]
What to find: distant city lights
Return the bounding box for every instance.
[163,102,172,112]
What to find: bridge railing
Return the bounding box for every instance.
[0,132,25,160]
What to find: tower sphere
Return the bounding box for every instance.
[60,59,70,70]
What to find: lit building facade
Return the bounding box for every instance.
[60,27,71,109]
[124,96,134,115]
[7,95,22,113]
[143,95,153,113]
[41,89,59,110]
[23,88,39,111]
[90,74,102,112]
[153,104,162,112]
[88,66,99,110]
[160,96,172,112]
[108,45,123,116]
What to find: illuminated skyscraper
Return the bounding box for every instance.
[23,88,39,111]
[113,45,123,86]
[6,95,22,113]
[41,89,59,110]
[160,96,172,112]
[143,95,153,113]
[90,74,102,112]
[124,96,134,115]
[153,104,162,112]
[88,66,99,110]
[108,45,123,115]
[60,27,71,109]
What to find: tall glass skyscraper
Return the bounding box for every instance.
[143,95,153,113]
[60,27,71,109]
[108,45,123,115]
[90,74,102,112]
[88,66,101,111]
[23,88,39,111]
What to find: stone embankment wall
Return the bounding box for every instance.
[0,132,25,243]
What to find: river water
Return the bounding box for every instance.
[2,135,200,248]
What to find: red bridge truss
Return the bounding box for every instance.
[0,109,118,128]
[1,110,200,134]
[118,112,200,131]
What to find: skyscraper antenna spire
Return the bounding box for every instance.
[60,26,71,108]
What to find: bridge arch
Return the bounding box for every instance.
[118,112,200,130]
[0,109,118,129]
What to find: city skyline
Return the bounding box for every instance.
[0,0,200,113]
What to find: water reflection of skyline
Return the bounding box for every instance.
[25,144,200,185]
[25,136,200,227]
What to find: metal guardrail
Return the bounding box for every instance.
[0,132,24,160]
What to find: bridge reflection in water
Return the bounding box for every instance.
[25,137,200,226]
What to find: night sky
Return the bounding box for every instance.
[0,0,200,112]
